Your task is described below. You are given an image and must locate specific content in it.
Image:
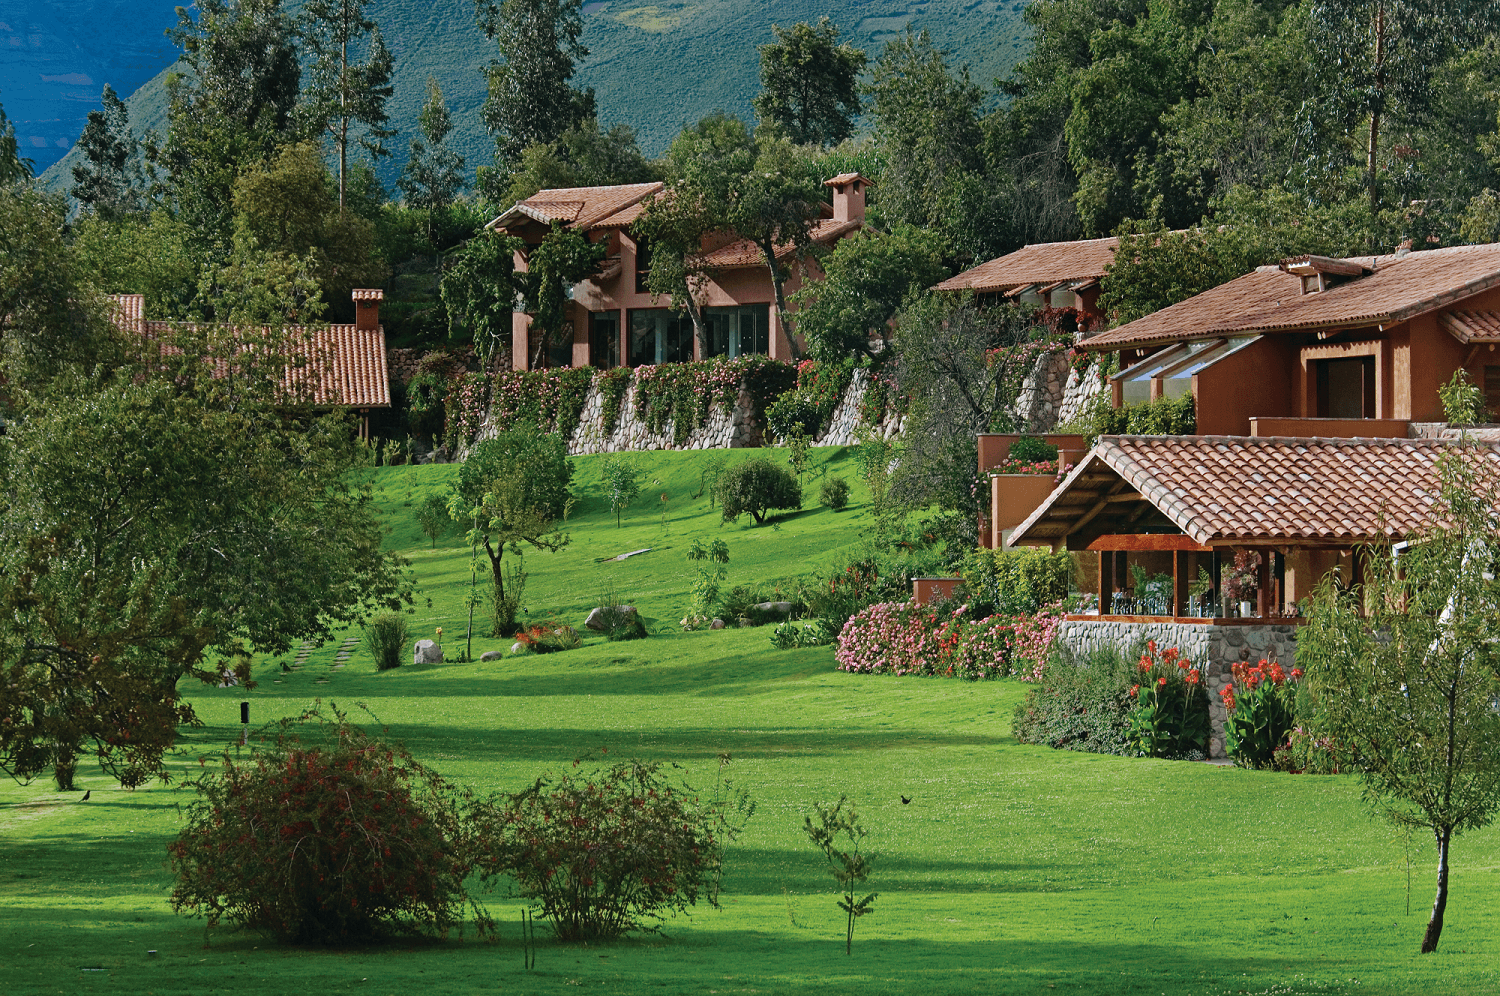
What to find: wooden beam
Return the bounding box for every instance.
[1066,481,1128,537]
[1085,534,1211,552]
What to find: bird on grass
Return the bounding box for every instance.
[80,790,90,801]
[900,795,911,805]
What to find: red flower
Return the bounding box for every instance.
[1157,676,1167,687]
[1129,684,1139,699]
[1290,667,1304,681]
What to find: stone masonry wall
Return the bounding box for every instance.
[1057,619,1300,759]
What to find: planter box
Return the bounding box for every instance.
[991,474,1061,549]
[912,577,963,605]
[977,433,1088,474]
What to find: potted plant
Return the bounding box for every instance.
[1222,551,1261,618]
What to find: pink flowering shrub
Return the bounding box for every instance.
[835,601,1064,681]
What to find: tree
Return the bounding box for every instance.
[804,796,877,955]
[70,211,202,319]
[440,230,523,359]
[398,78,467,225]
[502,118,655,205]
[472,0,596,189]
[71,85,140,218]
[518,222,606,368]
[790,224,948,361]
[754,18,867,147]
[454,430,574,634]
[0,92,32,185]
[601,456,642,528]
[416,492,451,548]
[714,458,802,526]
[1298,446,1500,954]
[301,0,396,210]
[1311,0,1500,219]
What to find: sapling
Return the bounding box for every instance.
[686,539,731,624]
[804,795,877,955]
[602,456,643,527]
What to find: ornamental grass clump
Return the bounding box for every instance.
[471,759,752,942]
[1220,658,1302,768]
[168,707,487,944]
[1125,641,1210,759]
[362,612,410,671]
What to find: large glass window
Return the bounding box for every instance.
[703,305,770,359]
[590,312,619,368]
[629,309,691,366]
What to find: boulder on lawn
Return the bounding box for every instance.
[480,650,504,661]
[413,639,443,665]
[709,618,726,630]
[585,604,639,631]
[754,601,795,615]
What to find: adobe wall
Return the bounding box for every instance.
[1057,619,1300,759]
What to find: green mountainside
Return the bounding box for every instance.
[39,0,1032,196]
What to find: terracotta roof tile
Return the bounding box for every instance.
[699,218,862,268]
[488,182,664,233]
[936,237,1120,294]
[824,172,871,186]
[110,293,144,332]
[1013,435,1500,546]
[1441,310,1500,343]
[351,288,384,302]
[1086,243,1500,349]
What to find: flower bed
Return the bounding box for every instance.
[834,600,1063,681]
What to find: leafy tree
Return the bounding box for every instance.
[1311,0,1500,218]
[70,211,201,319]
[70,85,140,219]
[1298,447,1500,953]
[518,222,606,368]
[754,18,867,147]
[417,491,452,548]
[472,0,596,191]
[714,458,802,526]
[601,456,642,528]
[398,77,467,227]
[454,430,573,634]
[503,118,656,204]
[790,224,948,361]
[440,230,523,359]
[301,0,397,210]
[0,92,32,185]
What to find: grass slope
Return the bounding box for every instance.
[35,0,1033,192]
[2,450,1498,996]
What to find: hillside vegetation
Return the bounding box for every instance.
[36,0,1031,192]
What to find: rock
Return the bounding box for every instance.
[754,601,794,614]
[586,604,639,631]
[413,639,443,665]
[510,642,525,655]
[480,650,504,661]
[710,618,725,630]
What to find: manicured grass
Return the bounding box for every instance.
[2,452,1498,996]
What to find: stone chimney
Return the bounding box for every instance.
[352,288,384,331]
[824,173,871,224]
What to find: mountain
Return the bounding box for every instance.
[29,0,1034,196]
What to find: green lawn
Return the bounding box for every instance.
[2,451,1498,996]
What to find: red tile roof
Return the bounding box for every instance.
[936,237,1120,294]
[111,296,390,409]
[1086,243,1500,349]
[488,182,665,233]
[699,218,863,268]
[1441,310,1500,343]
[1013,434,1500,546]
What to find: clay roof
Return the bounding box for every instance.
[936,237,1120,294]
[824,172,872,187]
[110,296,390,409]
[699,218,863,268]
[1441,310,1500,343]
[1012,434,1500,547]
[1086,243,1500,349]
[486,182,664,233]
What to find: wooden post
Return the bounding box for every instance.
[1172,550,1182,618]
[1098,551,1111,615]
[1256,549,1270,619]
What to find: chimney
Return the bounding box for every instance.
[352,288,384,332]
[824,173,871,225]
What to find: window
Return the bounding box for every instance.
[629,309,691,366]
[590,312,620,368]
[703,305,770,359]
[1315,357,1375,418]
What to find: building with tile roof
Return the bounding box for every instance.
[935,236,1118,318]
[1079,243,1500,435]
[485,174,872,370]
[1009,433,1500,619]
[109,289,391,436]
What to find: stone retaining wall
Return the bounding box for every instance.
[1057,619,1300,758]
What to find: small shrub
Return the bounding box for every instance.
[714,458,802,525]
[1221,658,1301,768]
[1008,435,1058,463]
[1125,642,1210,759]
[1439,368,1489,425]
[819,476,850,510]
[599,606,647,641]
[363,612,410,671]
[1013,644,1138,754]
[513,621,582,654]
[472,759,752,941]
[770,618,838,649]
[168,708,484,943]
[960,548,1072,614]
[803,796,876,956]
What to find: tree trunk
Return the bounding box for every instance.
[1421,826,1451,953]
[484,537,506,635]
[1366,2,1385,226]
[683,292,708,361]
[339,30,349,212]
[761,243,802,362]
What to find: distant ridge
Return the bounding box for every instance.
[34,0,1033,194]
